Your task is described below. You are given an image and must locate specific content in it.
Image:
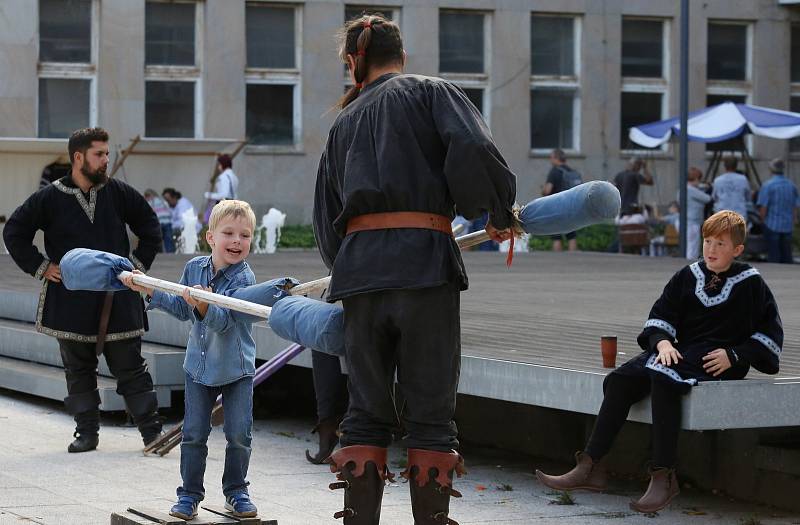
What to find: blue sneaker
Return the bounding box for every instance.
[170,496,198,520]
[225,493,258,517]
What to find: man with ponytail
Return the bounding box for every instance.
[313,14,516,525]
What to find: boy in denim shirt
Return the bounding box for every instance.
[123,200,261,520]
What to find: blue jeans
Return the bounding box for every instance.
[161,224,175,253]
[763,226,793,264]
[177,374,253,501]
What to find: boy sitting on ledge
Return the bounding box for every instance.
[536,210,783,513]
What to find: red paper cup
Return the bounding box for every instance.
[601,336,618,368]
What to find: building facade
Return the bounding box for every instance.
[1,0,799,223]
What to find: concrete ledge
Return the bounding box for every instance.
[0,318,186,385]
[0,356,173,410]
[459,356,800,430]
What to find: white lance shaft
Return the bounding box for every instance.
[288,229,492,297]
[118,271,272,319]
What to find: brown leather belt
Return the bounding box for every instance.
[346,212,453,236]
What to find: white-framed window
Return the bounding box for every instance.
[144,0,202,138]
[790,23,800,153]
[343,5,401,86]
[530,14,581,153]
[620,17,669,152]
[245,2,302,148]
[37,0,98,138]
[439,9,491,124]
[706,21,752,153]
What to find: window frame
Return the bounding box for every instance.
[245,2,303,153]
[620,17,670,154]
[144,0,203,139]
[530,13,581,155]
[36,0,99,137]
[705,20,753,156]
[438,9,491,125]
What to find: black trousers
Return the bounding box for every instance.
[340,285,461,451]
[311,349,348,423]
[585,371,683,468]
[57,337,160,435]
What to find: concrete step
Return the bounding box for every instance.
[0,355,174,410]
[0,318,186,386]
[0,288,37,323]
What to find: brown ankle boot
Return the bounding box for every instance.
[629,467,679,513]
[402,449,466,525]
[535,451,607,492]
[327,445,393,524]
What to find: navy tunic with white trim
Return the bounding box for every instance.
[3,176,161,342]
[617,261,783,391]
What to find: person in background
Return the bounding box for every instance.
[757,158,800,264]
[685,167,712,260]
[203,154,240,225]
[711,156,750,221]
[614,157,654,216]
[144,189,175,253]
[542,148,581,252]
[163,188,198,237]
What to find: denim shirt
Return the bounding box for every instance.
[147,256,257,386]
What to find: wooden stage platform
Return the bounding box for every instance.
[0,250,798,430]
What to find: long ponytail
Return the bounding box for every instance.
[337,14,403,109]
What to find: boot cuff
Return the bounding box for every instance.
[328,445,393,481]
[402,449,466,488]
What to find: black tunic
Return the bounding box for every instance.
[4,176,161,342]
[618,260,783,392]
[313,73,517,301]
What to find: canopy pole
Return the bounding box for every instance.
[679,0,690,259]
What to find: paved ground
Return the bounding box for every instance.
[1,390,798,525]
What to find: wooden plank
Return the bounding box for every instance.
[201,505,266,524]
[127,507,186,525]
[110,512,155,525]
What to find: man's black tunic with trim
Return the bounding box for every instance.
[3,176,161,342]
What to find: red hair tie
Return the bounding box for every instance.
[363,21,372,29]
[356,82,364,89]
[356,50,366,57]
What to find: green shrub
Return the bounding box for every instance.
[279,225,317,249]
[529,224,616,253]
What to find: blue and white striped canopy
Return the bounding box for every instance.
[629,102,800,148]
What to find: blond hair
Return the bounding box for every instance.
[208,200,256,232]
[702,210,746,246]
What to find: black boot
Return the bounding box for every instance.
[68,409,100,453]
[306,417,340,464]
[327,445,392,524]
[403,449,466,525]
[124,391,163,446]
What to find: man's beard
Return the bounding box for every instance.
[81,164,108,186]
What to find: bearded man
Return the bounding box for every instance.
[4,127,164,453]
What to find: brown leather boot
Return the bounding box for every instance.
[402,449,466,525]
[306,418,340,464]
[535,451,607,492]
[629,467,679,513]
[327,445,393,524]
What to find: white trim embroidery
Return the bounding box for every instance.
[53,179,102,223]
[644,318,677,338]
[645,354,698,386]
[689,262,759,307]
[751,332,781,357]
[35,258,50,280]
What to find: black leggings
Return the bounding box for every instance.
[585,372,683,468]
[311,349,348,423]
